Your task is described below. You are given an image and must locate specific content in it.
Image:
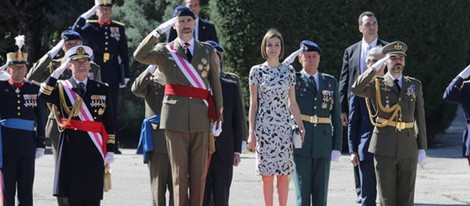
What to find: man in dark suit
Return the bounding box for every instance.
[134,7,223,206]
[167,0,219,43]
[203,41,247,206]
[39,45,116,206]
[132,64,174,206]
[1,41,46,206]
[352,41,427,206]
[73,0,130,153]
[339,11,387,202]
[443,64,470,165]
[348,46,384,206]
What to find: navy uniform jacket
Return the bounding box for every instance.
[294,72,342,158]
[168,18,218,43]
[443,76,470,156]
[339,39,387,114]
[73,17,129,86]
[0,81,46,157]
[39,77,115,200]
[348,95,374,161]
[215,72,246,163]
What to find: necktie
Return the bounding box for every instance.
[394,79,401,92]
[182,42,192,62]
[77,82,85,96]
[309,76,317,95]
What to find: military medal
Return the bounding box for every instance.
[321,102,327,109]
[15,88,20,94]
[201,71,208,78]
[385,99,390,109]
[98,108,105,115]
[103,52,110,62]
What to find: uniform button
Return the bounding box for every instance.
[74,128,78,131]
[17,106,20,110]
[314,98,317,100]
[94,110,98,112]
[94,117,97,119]
[17,100,20,104]
[189,97,193,99]
[314,106,317,109]
[105,47,108,50]
[398,98,401,101]
[17,112,21,116]
[17,94,20,98]
[105,36,109,39]
[105,42,108,45]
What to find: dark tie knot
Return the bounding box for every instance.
[77,82,85,95]
[182,42,191,49]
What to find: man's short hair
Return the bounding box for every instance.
[358,11,376,25]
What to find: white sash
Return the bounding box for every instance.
[166,42,208,106]
[61,80,104,159]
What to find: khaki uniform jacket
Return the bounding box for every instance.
[134,34,223,133]
[131,69,168,153]
[351,68,427,158]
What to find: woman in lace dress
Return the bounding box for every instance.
[247,28,305,206]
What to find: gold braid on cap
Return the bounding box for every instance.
[365,78,402,128]
[55,82,83,132]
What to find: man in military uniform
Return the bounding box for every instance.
[73,0,129,153]
[39,45,115,206]
[26,29,101,206]
[132,64,174,206]
[290,40,342,206]
[134,7,223,206]
[443,64,470,165]
[352,41,427,206]
[0,38,46,206]
[203,41,247,206]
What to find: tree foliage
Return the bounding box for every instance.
[210,0,470,143]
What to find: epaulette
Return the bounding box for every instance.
[404,76,422,84]
[86,19,98,24]
[112,20,125,26]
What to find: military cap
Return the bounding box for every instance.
[95,0,112,6]
[300,40,322,55]
[206,40,224,53]
[7,35,28,65]
[65,45,93,60]
[382,41,407,56]
[61,30,82,41]
[173,6,196,19]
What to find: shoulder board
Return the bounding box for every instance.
[90,61,100,68]
[404,76,421,84]
[223,72,240,80]
[112,20,125,26]
[86,19,99,24]
[322,73,337,81]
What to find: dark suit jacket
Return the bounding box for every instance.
[339,39,387,114]
[443,76,470,156]
[168,18,219,43]
[131,69,168,154]
[347,95,374,161]
[214,73,246,163]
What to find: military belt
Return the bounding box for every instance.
[301,114,331,124]
[376,117,413,130]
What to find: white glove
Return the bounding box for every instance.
[211,121,223,137]
[119,78,130,88]
[151,17,178,38]
[0,63,7,72]
[80,4,100,19]
[47,39,65,59]
[372,54,389,71]
[458,64,470,79]
[331,150,341,161]
[51,58,71,79]
[282,45,307,65]
[35,148,45,159]
[105,152,115,164]
[417,149,426,163]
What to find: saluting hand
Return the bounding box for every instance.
[51,58,71,79]
[152,17,178,38]
[80,4,100,19]
[458,64,470,79]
